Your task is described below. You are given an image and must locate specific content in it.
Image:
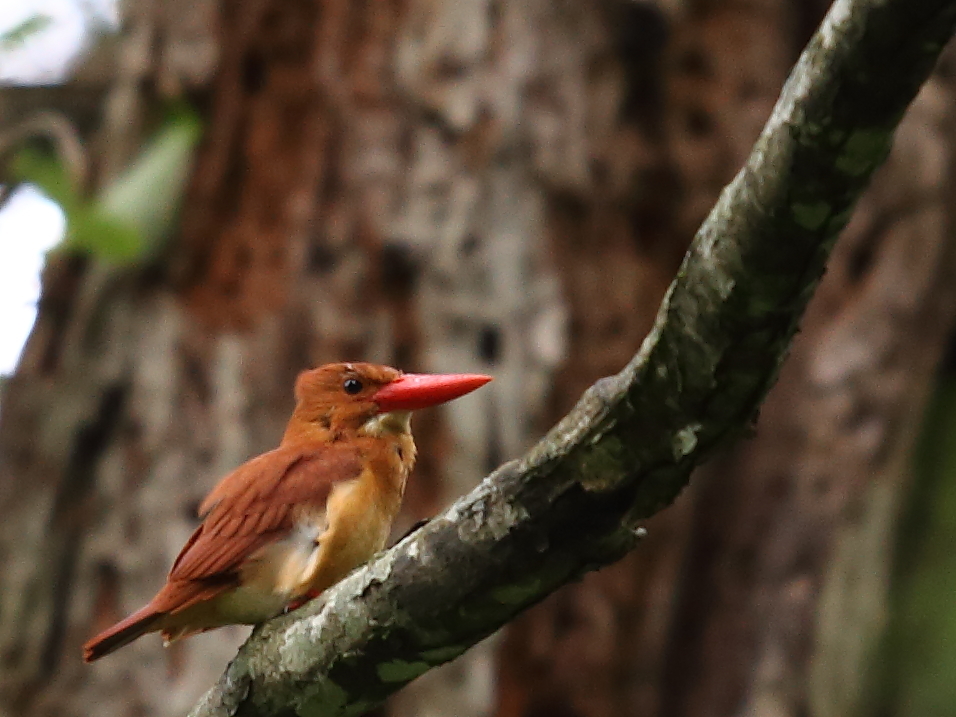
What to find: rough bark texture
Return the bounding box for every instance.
[495,4,797,715]
[2,2,956,717]
[175,2,956,716]
[1,0,559,715]
[495,6,956,717]
[660,85,956,717]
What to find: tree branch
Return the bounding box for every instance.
[190,1,956,715]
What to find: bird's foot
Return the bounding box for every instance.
[284,590,322,613]
[396,518,430,544]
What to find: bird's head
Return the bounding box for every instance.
[286,362,492,441]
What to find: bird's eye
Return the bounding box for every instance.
[343,378,363,395]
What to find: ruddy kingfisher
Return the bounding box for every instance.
[83,362,491,661]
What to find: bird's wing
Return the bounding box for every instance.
[156,444,363,610]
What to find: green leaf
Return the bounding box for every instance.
[876,380,956,716]
[0,14,53,51]
[7,107,203,264]
[96,108,202,256]
[65,207,141,261]
[8,146,78,211]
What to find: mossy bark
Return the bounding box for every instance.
[188,1,956,716]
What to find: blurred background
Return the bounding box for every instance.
[1,1,955,716]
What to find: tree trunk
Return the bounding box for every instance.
[492,5,956,717]
[1,1,954,717]
[1,0,560,713]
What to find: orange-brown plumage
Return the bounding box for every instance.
[83,362,491,662]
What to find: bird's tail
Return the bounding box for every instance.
[83,604,165,662]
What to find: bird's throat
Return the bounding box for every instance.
[360,411,417,494]
[360,410,412,437]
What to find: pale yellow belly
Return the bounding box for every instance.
[217,483,395,625]
[212,585,295,625]
[163,476,402,639]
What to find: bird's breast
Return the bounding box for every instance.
[210,519,326,625]
[211,456,408,625]
[312,472,400,588]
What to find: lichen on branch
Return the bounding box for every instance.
[190,1,956,715]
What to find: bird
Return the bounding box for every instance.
[83,362,491,662]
